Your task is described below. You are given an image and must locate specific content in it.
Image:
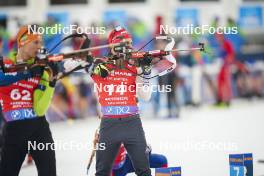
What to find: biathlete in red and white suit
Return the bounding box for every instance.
[92,26,153,176]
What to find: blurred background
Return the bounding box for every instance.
[0,0,264,175]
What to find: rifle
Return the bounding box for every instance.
[0,42,129,73]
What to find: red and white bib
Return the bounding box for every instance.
[92,63,138,118]
[0,59,41,122]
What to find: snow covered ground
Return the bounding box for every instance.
[20,99,264,176]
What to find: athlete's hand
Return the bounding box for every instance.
[46,62,60,87]
[47,62,59,76]
[93,64,109,78]
[142,65,152,76]
[140,56,152,76]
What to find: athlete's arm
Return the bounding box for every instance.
[33,70,55,116]
[136,67,152,102]
[0,69,32,86]
[0,65,44,86]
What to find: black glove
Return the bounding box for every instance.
[93,64,109,78]
[49,79,57,87]
[98,65,109,78]
[47,62,60,87]
[139,56,152,75]
[142,65,152,75]
[30,65,45,77]
[47,62,59,77]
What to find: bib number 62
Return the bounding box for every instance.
[10,89,31,101]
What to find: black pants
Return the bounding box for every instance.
[96,115,151,176]
[0,117,56,176]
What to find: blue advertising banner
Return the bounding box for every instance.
[103,10,127,27]
[175,8,199,27]
[239,6,263,28]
